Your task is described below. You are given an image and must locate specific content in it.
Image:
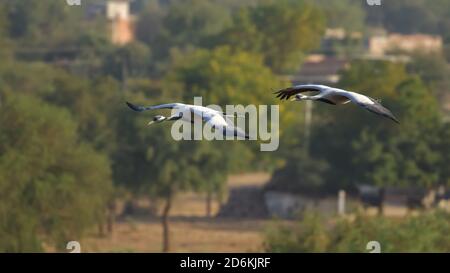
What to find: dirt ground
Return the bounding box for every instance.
[82,218,267,253]
[82,172,272,253]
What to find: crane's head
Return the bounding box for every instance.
[148,115,166,125]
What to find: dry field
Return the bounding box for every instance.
[82,218,267,253]
[82,172,272,253]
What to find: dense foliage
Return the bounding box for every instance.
[0,94,112,251]
[266,210,450,252]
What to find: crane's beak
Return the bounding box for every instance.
[290,97,298,101]
[147,121,155,126]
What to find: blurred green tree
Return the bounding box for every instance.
[0,94,112,252]
[0,60,124,235]
[3,0,109,65]
[220,0,325,73]
[268,151,330,195]
[379,0,450,37]
[0,61,123,156]
[265,212,330,252]
[438,123,450,186]
[265,210,450,252]
[164,46,279,105]
[193,141,229,217]
[313,0,366,32]
[407,53,450,108]
[162,0,231,48]
[102,41,152,82]
[136,0,231,69]
[0,3,13,59]
[5,1,89,47]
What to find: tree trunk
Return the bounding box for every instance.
[206,190,212,218]
[161,193,172,253]
[378,202,384,216]
[98,221,105,237]
[107,200,116,235]
[378,188,385,216]
[107,214,114,234]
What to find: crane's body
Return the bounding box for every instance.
[126,102,248,139]
[275,84,399,123]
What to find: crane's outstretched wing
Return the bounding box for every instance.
[274,85,324,100]
[126,102,181,112]
[361,101,400,124]
[331,92,400,124]
[330,92,400,124]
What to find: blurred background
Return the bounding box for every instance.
[1,0,450,253]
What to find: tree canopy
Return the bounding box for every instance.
[220,0,325,73]
[0,94,112,252]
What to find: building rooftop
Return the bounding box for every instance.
[290,55,350,85]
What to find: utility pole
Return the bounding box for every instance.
[338,190,346,216]
[304,100,313,153]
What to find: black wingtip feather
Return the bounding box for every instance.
[126,101,143,112]
[392,117,400,124]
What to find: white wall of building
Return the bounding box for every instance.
[107,0,129,20]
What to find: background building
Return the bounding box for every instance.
[107,0,135,45]
[368,34,443,57]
